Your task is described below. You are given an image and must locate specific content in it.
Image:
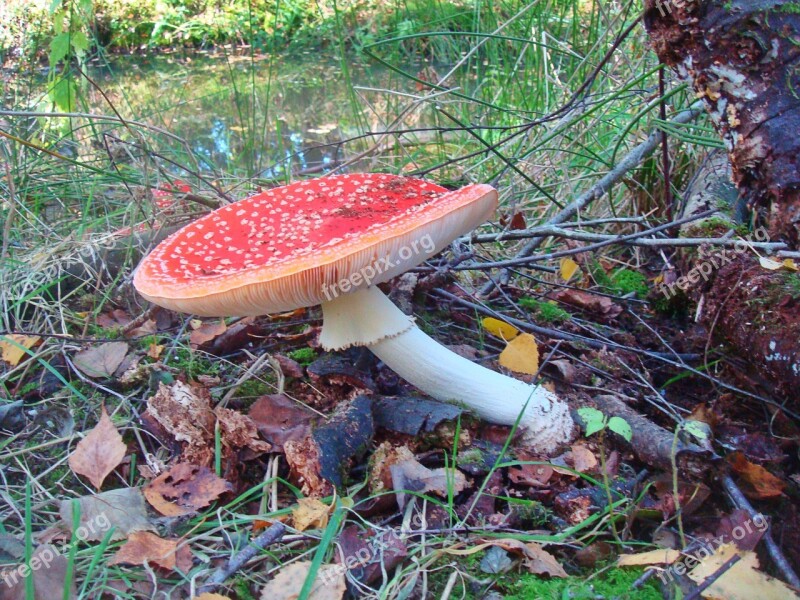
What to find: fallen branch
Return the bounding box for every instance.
[197,521,287,594]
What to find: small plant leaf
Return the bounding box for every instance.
[49,32,70,65]
[607,416,632,442]
[577,407,606,437]
[681,420,710,442]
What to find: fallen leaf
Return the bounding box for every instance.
[559,257,581,281]
[782,259,798,271]
[568,444,598,473]
[109,531,192,572]
[193,594,232,600]
[759,256,784,271]
[728,452,785,499]
[147,343,164,359]
[60,488,155,541]
[144,463,232,517]
[0,334,40,366]
[389,451,467,509]
[292,498,331,532]
[189,320,227,348]
[509,212,526,230]
[553,289,622,319]
[508,462,553,487]
[480,545,513,573]
[73,341,129,378]
[1,544,76,600]
[333,526,407,585]
[249,394,315,452]
[481,317,519,341]
[260,561,345,600]
[617,548,681,566]
[498,333,539,375]
[687,543,799,600]
[68,406,127,490]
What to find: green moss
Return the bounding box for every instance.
[518,297,571,323]
[164,347,219,379]
[610,269,650,299]
[506,567,661,600]
[287,347,317,366]
[235,378,273,400]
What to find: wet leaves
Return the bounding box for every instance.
[249,394,316,451]
[144,463,232,517]
[68,406,127,490]
[728,452,785,499]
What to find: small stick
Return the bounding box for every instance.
[683,555,741,600]
[197,521,287,594]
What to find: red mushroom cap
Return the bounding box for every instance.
[133,173,497,316]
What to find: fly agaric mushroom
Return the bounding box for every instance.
[133,174,573,452]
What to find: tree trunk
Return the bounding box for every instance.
[644,0,800,246]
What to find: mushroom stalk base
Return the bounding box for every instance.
[320,287,573,453]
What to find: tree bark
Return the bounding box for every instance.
[644,0,800,246]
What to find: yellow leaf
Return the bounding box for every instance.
[147,343,164,359]
[782,259,798,271]
[482,317,519,341]
[617,548,680,567]
[0,334,41,366]
[194,594,233,600]
[653,274,664,284]
[559,257,581,281]
[292,498,331,532]
[499,333,539,375]
[687,543,800,600]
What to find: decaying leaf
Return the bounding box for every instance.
[292,498,331,532]
[617,548,681,566]
[0,334,40,367]
[498,333,540,375]
[389,448,467,509]
[553,289,622,319]
[333,526,407,586]
[68,406,127,490]
[1,544,76,600]
[144,463,232,517]
[481,317,519,341]
[249,394,316,452]
[60,488,155,541]
[260,561,346,600]
[728,452,785,499]
[687,543,799,600]
[109,531,192,572]
[73,341,129,378]
[189,319,227,348]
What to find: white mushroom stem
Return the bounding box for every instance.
[320,286,573,453]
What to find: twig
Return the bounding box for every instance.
[481,103,704,293]
[683,554,741,600]
[197,521,287,594]
[721,475,800,588]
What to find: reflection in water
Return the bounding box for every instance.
[76,51,444,178]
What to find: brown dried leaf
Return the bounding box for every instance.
[447,539,567,578]
[568,444,598,473]
[249,394,315,452]
[292,498,331,532]
[389,451,467,508]
[728,452,785,499]
[144,463,232,517]
[68,406,127,490]
[125,318,157,338]
[260,561,345,600]
[109,531,192,572]
[189,320,227,348]
[553,289,622,319]
[72,341,129,378]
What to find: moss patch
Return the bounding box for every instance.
[518,297,572,323]
[506,567,661,600]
